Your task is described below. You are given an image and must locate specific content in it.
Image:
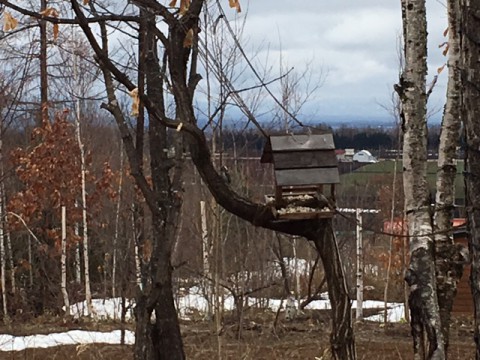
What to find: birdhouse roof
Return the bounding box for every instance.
[261,133,339,186]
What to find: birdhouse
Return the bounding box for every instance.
[261,133,339,220]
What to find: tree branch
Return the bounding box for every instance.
[0,0,139,24]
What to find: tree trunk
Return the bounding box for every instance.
[61,206,70,316]
[0,185,6,321]
[112,147,124,298]
[461,1,480,358]
[398,0,445,358]
[309,221,356,360]
[134,218,185,360]
[434,0,464,354]
[39,0,48,125]
[74,80,94,317]
[74,224,81,284]
[131,11,186,360]
[355,209,363,320]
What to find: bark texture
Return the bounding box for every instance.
[461,1,480,358]
[308,222,356,360]
[397,0,445,358]
[434,0,465,354]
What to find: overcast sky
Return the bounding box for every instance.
[230,0,449,124]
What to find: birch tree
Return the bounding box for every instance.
[460,0,480,358]
[396,0,444,358]
[434,0,467,353]
[73,52,94,318]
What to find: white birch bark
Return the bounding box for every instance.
[131,205,142,290]
[61,206,70,316]
[433,0,463,351]
[0,138,9,315]
[355,209,363,320]
[0,196,6,321]
[398,0,444,357]
[134,243,142,290]
[75,223,81,284]
[74,55,94,317]
[200,200,212,316]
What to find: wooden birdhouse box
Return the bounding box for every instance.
[261,134,339,219]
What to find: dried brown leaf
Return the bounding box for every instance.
[437,63,446,75]
[40,7,59,18]
[3,12,18,32]
[129,88,140,116]
[442,43,449,56]
[183,28,194,48]
[53,23,59,41]
[180,0,190,15]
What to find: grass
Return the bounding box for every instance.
[339,160,465,200]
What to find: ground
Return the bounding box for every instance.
[0,311,475,359]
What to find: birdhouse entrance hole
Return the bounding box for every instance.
[261,134,340,220]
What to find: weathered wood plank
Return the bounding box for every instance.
[275,167,340,186]
[277,211,334,220]
[269,134,335,151]
[272,150,337,169]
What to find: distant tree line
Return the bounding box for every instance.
[219,124,445,156]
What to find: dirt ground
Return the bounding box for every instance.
[0,311,475,360]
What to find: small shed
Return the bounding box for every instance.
[261,133,340,219]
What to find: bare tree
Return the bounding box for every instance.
[460,0,480,358]
[396,0,444,358]
[434,0,467,354]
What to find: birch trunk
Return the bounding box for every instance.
[5,227,14,295]
[434,0,464,353]
[461,1,480,358]
[0,138,7,320]
[0,190,6,321]
[397,0,445,358]
[73,59,93,316]
[200,200,212,317]
[112,148,124,298]
[61,206,70,316]
[132,206,142,291]
[74,224,81,284]
[356,209,363,320]
[39,0,48,125]
[1,186,15,296]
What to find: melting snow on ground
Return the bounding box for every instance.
[0,329,135,352]
[1,290,406,351]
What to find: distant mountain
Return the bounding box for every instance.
[316,114,442,129]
